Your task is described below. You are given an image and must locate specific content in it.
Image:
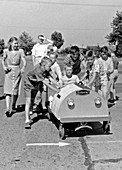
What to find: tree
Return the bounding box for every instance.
[18,32,35,55]
[51,31,64,49]
[0,39,5,55]
[106,11,122,57]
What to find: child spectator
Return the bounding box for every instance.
[96,46,113,101]
[24,56,59,129]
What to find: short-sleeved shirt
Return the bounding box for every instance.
[98,57,113,77]
[32,43,49,58]
[64,54,84,75]
[24,63,47,92]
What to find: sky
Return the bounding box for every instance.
[0,0,122,48]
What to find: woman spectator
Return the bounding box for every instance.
[2,37,26,117]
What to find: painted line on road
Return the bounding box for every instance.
[26,142,70,147]
[87,140,122,144]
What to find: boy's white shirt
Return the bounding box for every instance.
[62,74,80,85]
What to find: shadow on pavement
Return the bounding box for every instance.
[0,95,5,100]
[64,122,112,139]
[16,104,25,112]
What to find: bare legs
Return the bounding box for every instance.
[5,94,11,111]
[5,94,19,117]
[25,97,31,124]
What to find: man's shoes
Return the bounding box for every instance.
[108,99,115,104]
[25,122,31,129]
[5,110,11,117]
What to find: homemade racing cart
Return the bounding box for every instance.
[45,83,112,140]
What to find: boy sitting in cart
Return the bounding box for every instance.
[61,64,80,87]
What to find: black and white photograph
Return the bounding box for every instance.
[0,0,122,169]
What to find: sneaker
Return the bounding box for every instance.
[25,122,31,129]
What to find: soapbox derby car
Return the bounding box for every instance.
[45,83,112,140]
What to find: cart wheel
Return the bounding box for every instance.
[59,123,66,140]
[103,121,110,134]
[45,112,51,120]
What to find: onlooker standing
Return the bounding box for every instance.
[85,47,113,102]
[2,37,26,117]
[32,34,53,66]
[98,46,114,101]
[109,43,119,103]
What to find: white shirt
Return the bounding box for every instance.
[62,74,80,85]
[32,43,49,58]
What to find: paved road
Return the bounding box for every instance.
[0,56,122,170]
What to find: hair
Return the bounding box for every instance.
[40,56,52,65]
[100,46,108,52]
[64,63,73,71]
[50,51,58,58]
[70,45,80,53]
[8,36,18,51]
[38,34,44,39]
[86,50,93,58]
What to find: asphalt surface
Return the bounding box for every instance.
[0,56,122,170]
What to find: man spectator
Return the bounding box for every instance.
[63,45,84,79]
[32,34,53,66]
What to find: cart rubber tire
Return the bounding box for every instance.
[59,123,66,140]
[103,121,110,134]
[45,112,51,121]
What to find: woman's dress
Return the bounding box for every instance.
[3,49,25,95]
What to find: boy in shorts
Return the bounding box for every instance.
[24,56,59,129]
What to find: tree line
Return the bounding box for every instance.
[0,10,122,57]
